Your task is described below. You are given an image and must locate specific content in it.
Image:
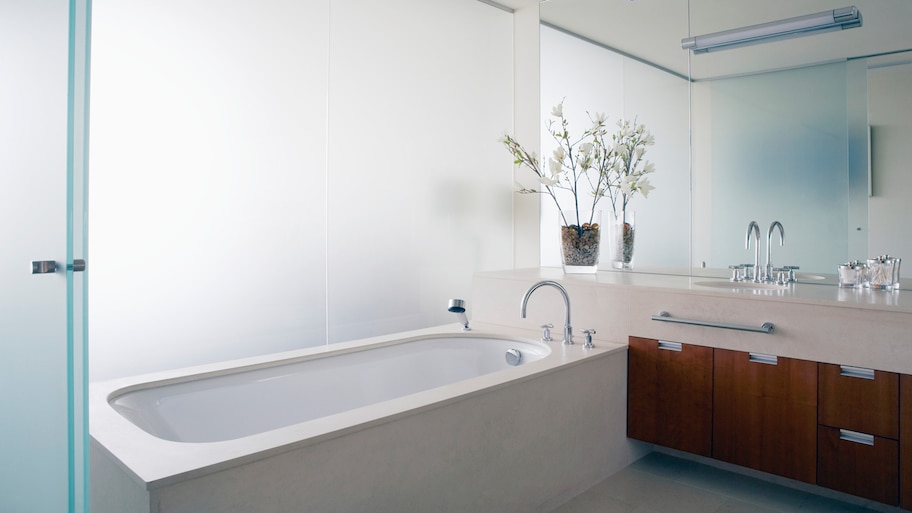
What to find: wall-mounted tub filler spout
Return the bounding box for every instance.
[448,299,471,331]
[765,221,784,282]
[745,221,761,283]
[520,280,573,344]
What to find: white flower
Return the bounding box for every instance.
[637,177,655,198]
[539,175,560,186]
[615,144,630,160]
[591,112,608,129]
[642,161,655,174]
[552,146,565,162]
[642,133,656,146]
[620,175,635,195]
[548,157,563,176]
[620,175,655,198]
[635,146,645,160]
[580,142,593,155]
[551,103,563,117]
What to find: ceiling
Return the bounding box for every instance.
[536,0,912,80]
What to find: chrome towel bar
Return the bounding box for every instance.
[651,311,775,334]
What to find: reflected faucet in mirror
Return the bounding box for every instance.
[745,221,761,282]
[766,221,785,281]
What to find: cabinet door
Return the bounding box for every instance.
[819,363,899,439]
[818,426,899,505]
[901,375,912,510]
[713,349,817,483]
[627,336,713,457]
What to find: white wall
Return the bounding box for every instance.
[89,0,514,381]
[868,60,912,260]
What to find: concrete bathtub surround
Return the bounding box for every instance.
[90,325,641,513]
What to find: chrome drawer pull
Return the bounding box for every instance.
[839,365,875,380]
[839,429,875,446]
[650,311,774,334]
[748,352,778,365]
[657,340,683,352]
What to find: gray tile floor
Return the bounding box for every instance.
[551,452,899,513]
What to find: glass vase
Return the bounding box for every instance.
[609,210,635,270]
[559,210,601,274]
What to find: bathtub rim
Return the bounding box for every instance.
[90,323,625,490]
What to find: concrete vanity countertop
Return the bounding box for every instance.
[471,268,912,375]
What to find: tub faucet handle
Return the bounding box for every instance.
[581,329,596,349]
[539,324,553,342]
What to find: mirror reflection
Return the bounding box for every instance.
[540,0,912,278]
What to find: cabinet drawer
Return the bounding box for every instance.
[817,425,899,506]
[713,349,817,484]
[627,337,713,456]
[818,363,899,439]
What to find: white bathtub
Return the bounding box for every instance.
[90,324,639,513]
[109,334,551,443]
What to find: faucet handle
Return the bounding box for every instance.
[783,265,799,282]
[539,324,553,342]
[772,267,788,285]
[581,329,596,349]
[741,263,756,281]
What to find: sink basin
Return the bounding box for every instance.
[693,280,786,290]
[795,273,826,281]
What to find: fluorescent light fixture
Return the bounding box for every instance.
[682,6,862,54]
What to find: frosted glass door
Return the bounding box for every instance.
[0,1,90,512]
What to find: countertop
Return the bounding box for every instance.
[476,267,912,314]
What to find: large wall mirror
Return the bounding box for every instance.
[540,0,912,278]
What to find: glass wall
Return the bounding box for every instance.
[88,0,513,380]
[691,62,863,273]
[0,1,89,511]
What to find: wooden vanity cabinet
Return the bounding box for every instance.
[627,336,713,457]
[712,348,817,484]
[902,374,912,510]
[816,362,900,505]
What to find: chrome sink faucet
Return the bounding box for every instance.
[520,280,573,344]
[745,221,761,282]
[765,221,784,281]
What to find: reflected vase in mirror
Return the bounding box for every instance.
[609,210,635,270]
[559,210,601,273]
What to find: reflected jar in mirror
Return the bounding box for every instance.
[608,210,635,270]
[865,255,901,290]
[837,261,866,288]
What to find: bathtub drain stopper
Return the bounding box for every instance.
[505,348,522,366]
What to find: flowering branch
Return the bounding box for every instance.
[501,100,656,226]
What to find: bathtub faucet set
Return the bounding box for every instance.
[520,280,595,348]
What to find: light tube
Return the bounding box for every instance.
[682,6,862,54]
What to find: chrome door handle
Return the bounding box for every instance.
[31,260,58,274]
[31,259,86,274]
